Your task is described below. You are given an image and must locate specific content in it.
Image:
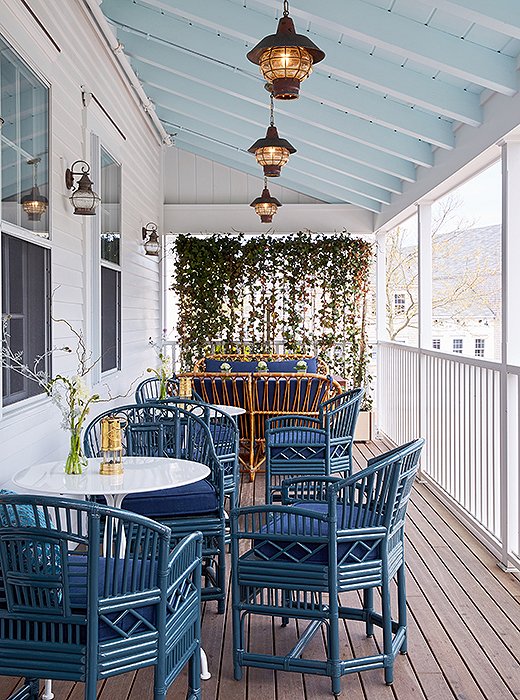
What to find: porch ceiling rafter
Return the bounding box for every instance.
[167,126,383,212]
[415,0,520,40]
[157,103,392,204]
[111,0,484,125]
[106,16,435,167]
[147,81,402,194]
[248,0,519,95]
[131,57,416,183]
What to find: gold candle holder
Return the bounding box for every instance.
[179,376,192,398]
[99,416,127,475]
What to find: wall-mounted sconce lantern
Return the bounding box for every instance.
[142,222,160,256]
[250,179,282,223]
[65,160,100,215]
[21,157,48,221]
[246,0,325,100]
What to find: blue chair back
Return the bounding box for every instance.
[135,376,179,402]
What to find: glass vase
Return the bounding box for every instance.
[65,425,87,475]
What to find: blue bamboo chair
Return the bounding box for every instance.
[83,403,230,612]
[0,493,202,700]
[231,438,424,696]
[264,388,364,503]
[136,396,240,508]
[134,376,180,402]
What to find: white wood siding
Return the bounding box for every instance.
[0,0,163,484]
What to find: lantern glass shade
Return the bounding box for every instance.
[254,201,278,223]
[21,187,48,221]
[69,173,101,216]
[259,46,313,84]
[255,145,291,170]
[143,229,160,256]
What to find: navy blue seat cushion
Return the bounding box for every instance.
[120,479,218,518]
[254,502,380,564]
[68,555,156,641]
[204,358,318,373]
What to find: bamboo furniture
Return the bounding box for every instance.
[179,372,343,479]
[230,439,424,696]
[0,494,202,700]
[194,353,329,374]
[264,387,364,503]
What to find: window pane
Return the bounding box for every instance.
[0,35,49,236]
[101,266,121,372]
[2,233,50,404]
[100,148,121,264]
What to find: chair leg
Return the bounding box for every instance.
[153,669,167,700]
[187,644,202,699]
[363,587,374,637]
[217,530,226,614]
[232,606,244,680]
[397,563,408,654]
[381,577,394,686]
[328,605,342,697]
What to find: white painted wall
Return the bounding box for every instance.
[0,0,163,485]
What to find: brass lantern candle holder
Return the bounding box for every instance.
[99,416,127,475]
[179,376,193,399]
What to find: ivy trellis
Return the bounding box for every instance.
[172,232,373,404]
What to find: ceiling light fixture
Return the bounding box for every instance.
[250,178,282,223]
[21,157,48,221]
[248,92,296,176]
[246,0,325,100]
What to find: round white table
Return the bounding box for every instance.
[13,456,210,508]
[210,404,246,418]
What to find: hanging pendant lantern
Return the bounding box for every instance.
[250,178,282,223]
[248,93,296,177]
[246,0,325,99]
[21,157,48,221]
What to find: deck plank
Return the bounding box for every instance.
[2,442,520,700]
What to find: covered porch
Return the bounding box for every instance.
[1,0,520,697]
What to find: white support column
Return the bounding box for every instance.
[499,138,520,570]
[417,201,433,350]
[417,201,433,478]
[375,230,388,438]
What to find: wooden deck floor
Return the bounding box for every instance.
[2,439,520,699]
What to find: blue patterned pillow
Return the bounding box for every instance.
[0,489,48,528]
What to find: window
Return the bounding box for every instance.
[1,35,49,236]
[2,234,50,404]
[453,338,463,354]
[394,292,405,316]
[475,338,485,357]
[100,147,121,372]
[432,338,441,350]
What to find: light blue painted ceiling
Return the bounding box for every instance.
[100,0,520,214]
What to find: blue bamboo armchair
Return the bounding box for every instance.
[264,388,364,503]
[137,396,240,508]
[83,403,230,612]
[0,494,202,700]
[231,438,424,696]
[135,376,180,402]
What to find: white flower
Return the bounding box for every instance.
[257,361,268,371]
[296,360,308,371]
[220,362,232,373]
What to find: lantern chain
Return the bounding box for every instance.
[283,0,289,16]
[270,93,275,126]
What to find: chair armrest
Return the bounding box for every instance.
[266,415,321,430]
[168,531,203,591]
[281,475,343,504]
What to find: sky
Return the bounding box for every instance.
[399,160,502,242]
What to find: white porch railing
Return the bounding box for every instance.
[378,341,519,570]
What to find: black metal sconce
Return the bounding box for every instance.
[142,222,160,256]
[65,160,100,215]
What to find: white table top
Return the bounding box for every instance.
[211,404,246,417]
[13,456,210,498]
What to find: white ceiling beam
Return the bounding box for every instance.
[415,0,520,41]
[102,0,482,125]
[156,102,393,204]
[248,0,518,94]
[123,39,418,180]
[171,130,383,212]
